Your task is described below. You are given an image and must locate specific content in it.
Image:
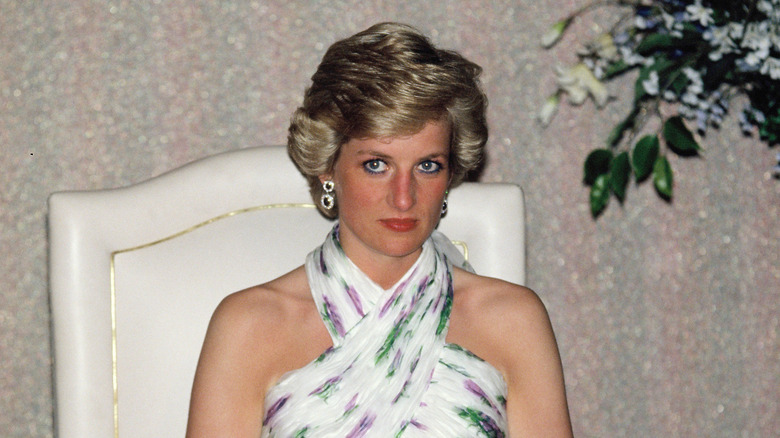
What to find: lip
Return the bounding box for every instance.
[379,218,418,232]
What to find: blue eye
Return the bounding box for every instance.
[363,159,387,174]
[418,160,443,174]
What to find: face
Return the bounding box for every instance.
[322,120,451,268]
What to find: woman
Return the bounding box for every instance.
[187,22,572,437]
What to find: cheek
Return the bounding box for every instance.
[336,177,378,210]
[422,180,449,210]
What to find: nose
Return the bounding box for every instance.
[390,171,415,211]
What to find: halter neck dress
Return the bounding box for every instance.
[260,226,508,437]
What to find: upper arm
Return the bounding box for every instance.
[487,286,573,437]
[186,291,277,437]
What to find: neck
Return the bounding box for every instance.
[333,225,426,290]
[354,251,421,290]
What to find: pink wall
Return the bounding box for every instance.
[1,0,777,436]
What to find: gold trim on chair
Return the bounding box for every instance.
[451,240,468,261]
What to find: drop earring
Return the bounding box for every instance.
[320,180,335,210]
[441,192,448,215]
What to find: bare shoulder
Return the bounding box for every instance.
[211,265,312,341]
[203,265,329,378]
[449,268,573,437]
[449,269,553,366]
[187,266,330,437]
[454,269,546,314]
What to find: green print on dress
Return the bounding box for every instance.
[436,288,453,336]
[374,316,408,365]
[308,375,342,401]
[457,407,505,438]
[292,426,309,438]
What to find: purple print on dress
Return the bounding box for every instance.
[345,412,376,438]
[308,375,343,400]
[319,250,329,275]
[263,393,291,425]
[344,283,365,316]
[344,393,359,414]
[322,294,346,337]
[465,379,498,412]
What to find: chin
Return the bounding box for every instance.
[376,233,429,258]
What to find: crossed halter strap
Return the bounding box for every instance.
[261,226,507,437]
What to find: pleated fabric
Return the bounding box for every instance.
[261,226,507,437]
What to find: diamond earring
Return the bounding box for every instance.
[320,180,335,210]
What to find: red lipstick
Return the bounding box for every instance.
[379,218,418,232]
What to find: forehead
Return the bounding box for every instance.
[343,120,451,156]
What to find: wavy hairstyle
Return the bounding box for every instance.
[287,22,488,217]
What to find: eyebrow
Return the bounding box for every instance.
[356,150,391,159]
[356,150,450,160]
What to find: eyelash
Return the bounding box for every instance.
[362,159,444,175]
[363,159,387,174]
[418,160,443,174]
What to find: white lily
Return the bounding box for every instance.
[538,93,560,126]
[541,18,571,48]
[641,70,660,96]
[760,57,780,79]
[686,0,714,27]
[594,33,618,61]
[555,63,609,107]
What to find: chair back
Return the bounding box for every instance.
[48,145,525,437]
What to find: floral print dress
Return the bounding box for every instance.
[260,226,508,437]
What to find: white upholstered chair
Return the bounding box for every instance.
[48,145,525,437]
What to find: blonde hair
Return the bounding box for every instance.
[288,22,488,217]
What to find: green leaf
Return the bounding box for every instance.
[669,70,689,95]
[590,174,611,217]
[635,66,652,102]
[583,149,613,186]
[602,59,635,79]
[632,135,660,181]
[653,155,673,199]
[636,30,700,56]
[606,108,639,147]
[610,151,631,202]
[636,33,678,55]
[663,116,701,156]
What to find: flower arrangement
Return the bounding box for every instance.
[540,0,780,217]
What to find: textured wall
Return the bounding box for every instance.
[2,0,778,436]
